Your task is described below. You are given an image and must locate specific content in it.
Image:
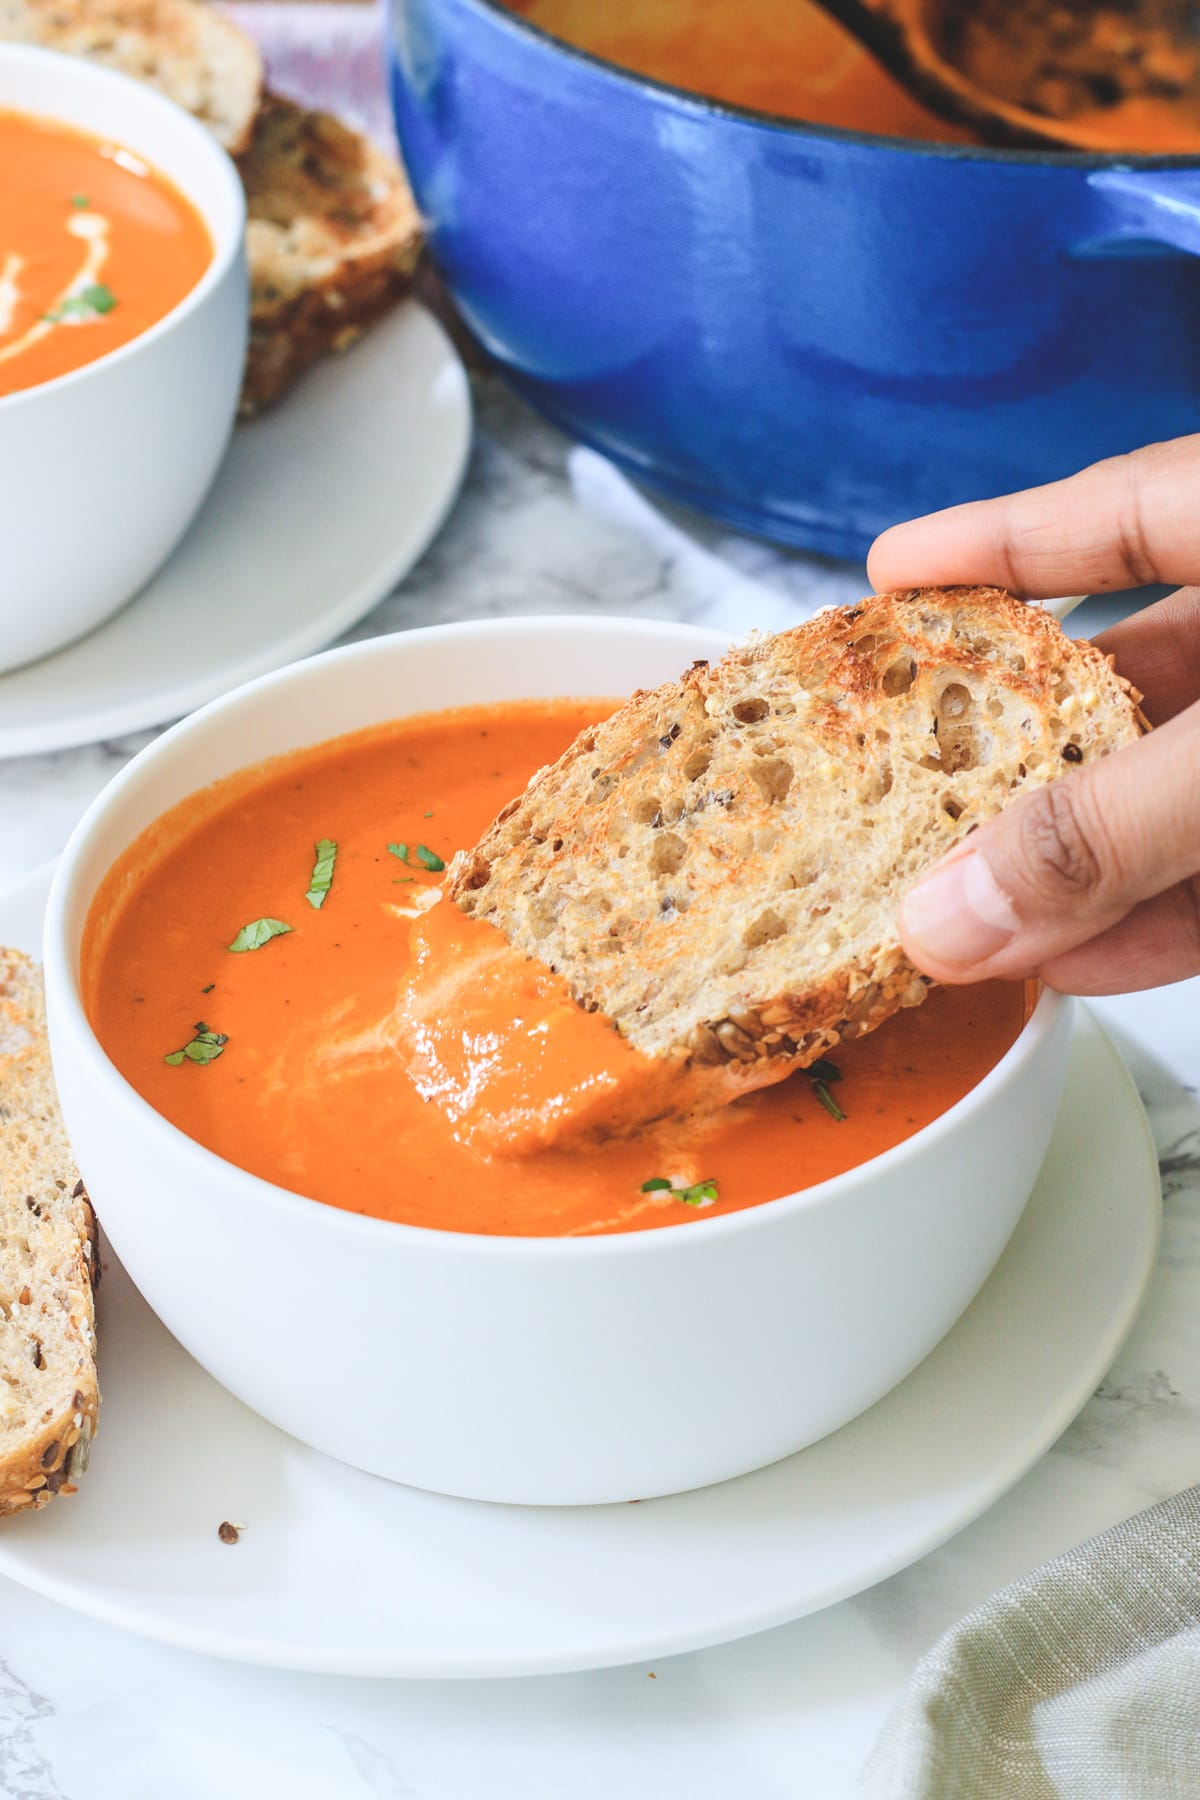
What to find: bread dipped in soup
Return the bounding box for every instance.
[85,588,1143,1237]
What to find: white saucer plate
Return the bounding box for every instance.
[0,863,1160,1678]
[0,304,471,758]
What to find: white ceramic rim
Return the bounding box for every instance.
[46,614,1066,1262]
[0,43,246,415]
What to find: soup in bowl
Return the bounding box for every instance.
[45,618,1073,1504]
[0,106,213,400]
[0,46,246,670]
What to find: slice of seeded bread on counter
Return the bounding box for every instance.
[0,0,262,153]
[239,93,424,415]
[0,950,98,1517]
[449,587,1146,1107]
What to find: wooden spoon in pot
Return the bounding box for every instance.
[816,0,1200,152]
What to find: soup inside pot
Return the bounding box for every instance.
[506,0,1200,152]
[509,0,974,141]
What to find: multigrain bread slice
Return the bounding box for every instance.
[0,0,262,153]
[239,94,424,415]
[0,951,98,1517]
[449,587,1146,1115]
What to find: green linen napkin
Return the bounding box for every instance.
[860,1487,1200,1798]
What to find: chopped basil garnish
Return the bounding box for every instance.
[45,283,116,322]
[640,1176,718,1207]
[201,983,215,995]
[305,838,337,909]
[808,1057,846,1119]
[808,1058,842,1084]
[813,1080,846,1122]
[228,917,292,953]
[677,1179,719,1206]
[70,193,90,209]
[388,841,446,872]
[423,810,433,818]
[164,1022,228,1066]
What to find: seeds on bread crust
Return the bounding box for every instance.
[239,94,424,415]
[447,587,1145,1110]
[0,951,99,1517]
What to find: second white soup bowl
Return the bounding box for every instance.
[44,618,1074,1506]
[0,46,246,671]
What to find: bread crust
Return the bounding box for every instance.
[449,588,1146,1109]
[238,94,424,415]
[0,951,98,1518]
[0,0,263,153]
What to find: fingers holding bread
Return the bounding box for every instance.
[868,436,1200,601]
[449,588,1145,1122]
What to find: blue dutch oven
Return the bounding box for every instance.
[389,0,1200,557]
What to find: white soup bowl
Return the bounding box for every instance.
[0,45,246,671]
[44,617,1074,1505]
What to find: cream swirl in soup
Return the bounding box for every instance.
[0,108,211,399]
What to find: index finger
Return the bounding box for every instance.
[867,435,1200,599]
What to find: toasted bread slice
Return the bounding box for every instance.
[448,588,1144,1118]
[0,951,98,1517]
[0,0,262,153]
[239,94,424,415]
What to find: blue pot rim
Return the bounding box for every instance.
[448,0,1200,170]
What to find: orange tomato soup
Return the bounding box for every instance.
[84,701,1027,1238]
[507,0,1200,153]
[0,110,212,400]
[507,0,976,143]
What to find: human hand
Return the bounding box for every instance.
[867,435,1200,995]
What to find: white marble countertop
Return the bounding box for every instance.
[2,377,1197,1800]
